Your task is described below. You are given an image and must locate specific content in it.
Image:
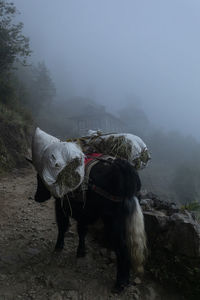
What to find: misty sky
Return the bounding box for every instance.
[13,0,200,139]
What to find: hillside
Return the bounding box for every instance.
[0,104,34,173]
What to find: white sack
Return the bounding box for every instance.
[87,131,150,169]
[32,127,60,174]
[32,128,85,198]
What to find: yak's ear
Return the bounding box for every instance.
[25,157,33,165]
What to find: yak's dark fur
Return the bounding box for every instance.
[34,158,143,292]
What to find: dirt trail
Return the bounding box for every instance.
[0,168,183,300]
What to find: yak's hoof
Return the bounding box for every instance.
[112,281,129,294]
[54,247,63,252]
[112,285,124,294]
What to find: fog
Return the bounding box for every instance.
[13,0,200,139]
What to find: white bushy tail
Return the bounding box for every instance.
[126,196,147,273]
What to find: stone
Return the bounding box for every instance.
[140,199,154,210]
[26,248,40,256]
[99,248,107,257]
[133,277,142,285]
[0,274,7,281]
[50,292,63,300]
[144,210,200,258]
[48,275,79,291]
[142,195,200,298]
[144,286,158,300]
[166,213,200,257]
[66,290,79,300]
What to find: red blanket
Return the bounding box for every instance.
[84,153,102,165]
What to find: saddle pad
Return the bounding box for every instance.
[84,153,103,165]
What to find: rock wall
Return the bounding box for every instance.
[140,192,200,299]
[0,117,33,172]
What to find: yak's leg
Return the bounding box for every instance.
[114,244,130,292]
[105,218,130,292]
[76,221,88,257]
[55,198,69,251]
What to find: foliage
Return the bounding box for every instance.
[0,1,57,173]
[0,0,31,109]
[181,201,200,221]
[0,102,32,124]
[181,201,200,211]
[0,0,31,73]
[31,62,56,114]
[16,62,56,116]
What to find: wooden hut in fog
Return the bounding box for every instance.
[70,104,127,136]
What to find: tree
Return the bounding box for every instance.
[34,62,56,108]
[0,0,30,73]
[0,0,31,107]
[15,62,56,115]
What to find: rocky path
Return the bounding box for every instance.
[0,168,183,300]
